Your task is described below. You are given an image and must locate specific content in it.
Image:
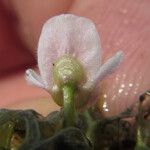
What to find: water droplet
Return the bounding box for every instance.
[103,102,107,108]
[118,88,124,93]
[121,84,125,88]
[116,77,119,81]
[103,94,107,99]
[129,83,133,87]
[103,102,109,112]
[104,108,109,112]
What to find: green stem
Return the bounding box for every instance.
[135,102,149,149]
[84,109,96,142]
[136,128,144,146]
[135,128,149,149]
[62,84,76,127]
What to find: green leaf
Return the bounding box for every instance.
[0,122,15,149]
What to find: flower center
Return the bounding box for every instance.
[53,55,84,87]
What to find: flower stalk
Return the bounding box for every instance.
[62,84,76,127]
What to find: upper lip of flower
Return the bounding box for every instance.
[25,14,124,107]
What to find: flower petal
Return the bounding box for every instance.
[25,69,46,89]
[38,14,101,88]
[84,51,124,89]
[95,51,123,81]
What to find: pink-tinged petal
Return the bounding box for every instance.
[38,14,101,88]
[96,51,123,81]
[80,51,123,109]
[25,69,46,89]
[84,51,124,89]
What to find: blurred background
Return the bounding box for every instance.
[0,0,150,116]
[0,0,72,114]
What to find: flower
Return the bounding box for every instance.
[26,14,123,109]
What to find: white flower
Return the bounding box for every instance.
[26,14,123,109]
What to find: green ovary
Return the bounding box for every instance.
[53,55,84,87]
